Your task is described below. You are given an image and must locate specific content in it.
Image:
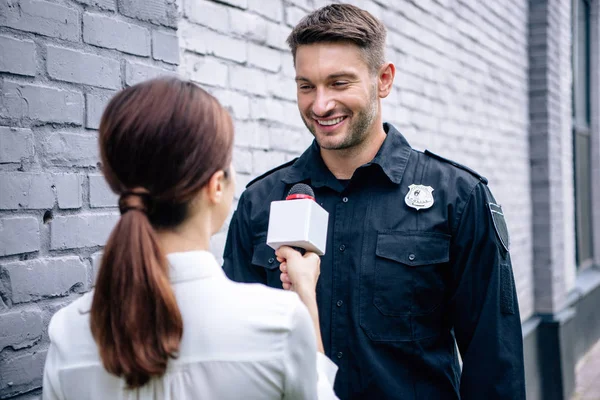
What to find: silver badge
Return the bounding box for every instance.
[405,184,434,210]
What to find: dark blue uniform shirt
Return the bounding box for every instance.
[223,123,526,399]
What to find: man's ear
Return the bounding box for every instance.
[378,62,396,99]
[205,170,226,204]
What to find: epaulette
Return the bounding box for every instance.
[424,150,488,184]
[245,158,299,188]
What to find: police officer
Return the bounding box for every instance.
[223,4,525,399]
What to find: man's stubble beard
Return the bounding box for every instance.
[301,86,379,151]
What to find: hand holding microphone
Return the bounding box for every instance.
[276,246,321,294]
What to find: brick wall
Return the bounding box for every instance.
[178,0,535,321]
[0,0,178,397]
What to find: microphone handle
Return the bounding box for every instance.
[292,246,306,256]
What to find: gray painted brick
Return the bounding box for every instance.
[219,0,247,8]
[85,91,115,130]
[247,43,282,72]
[0,0,79,42]
[50,213,119,250]
[0,308,43,351]
[229,65,268,95]
[184,0,231,32]
[125,60,177,86]
[0,349,46,398]
[83,13,151,56]
[54,174,83,209]
[47,45,121,90]
[118,0,177,28]
[0,35,36,77]
[2,256,88,303]
[0,172,55,210]
[41,132,99,167]
[90,250,103,282]
[0,81,83,125]
[0,127,35,163]
[0,217,39,256]
[152,30,179,64]
[74,0,116,11]
[89,173,118,208]
[181,53,228,87]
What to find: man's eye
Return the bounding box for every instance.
[299,85,313,90]
[333,81,348,87]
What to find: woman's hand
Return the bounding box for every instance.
[276,246,321,296]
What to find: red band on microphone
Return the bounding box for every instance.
[285,194,315,201]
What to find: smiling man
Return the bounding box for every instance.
[223,4,525,399]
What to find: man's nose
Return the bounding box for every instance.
[312,89,335,117]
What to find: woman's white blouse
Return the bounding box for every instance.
[42,251,338,399]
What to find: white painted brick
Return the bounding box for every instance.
[0,35,36,77]
[0,127,35,163]
[210,231,228,265]
[229,65,269,95]
[248,0,283,21]
[219,0,247,8]
[83,13,151,56]
[0,217,39,256]
[234,172,253,199]
[90,250,104,282]
[0,81,83,125]
[229,8,268,42]
[46,45,121,90]
[2,256,89,303]
[0,308,43,351]
[0,349,46,398]
[281,52,295,77]
[89,173,118,208]
[41,132,99,167]
[266,21,292,51]
[268,127,312,154]
[118,0,177,28]
[267,74,297,101]
[233,147,252,174]
[86,91,115,130]
[152,30,179,64]
[54,174,84,209]
[206,32,247,63]
[179,20,209,54]
[181,53,228,87]
[50,213,119,250]
[125,60,178,86]
[184,0,231,32]
[74,0,116,10]
[0,172,55,210]
[247,43,282,72]
[249,97,283,120]
[0,0,80,42]
[285,5,306,27]
[252,149,287,174]
[212,89,251,119]
[233,120,269,149]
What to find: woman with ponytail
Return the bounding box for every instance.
[42,77,338,399]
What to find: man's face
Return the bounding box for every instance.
[294,42,379,151]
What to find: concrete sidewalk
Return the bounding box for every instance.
[571,338,600,400]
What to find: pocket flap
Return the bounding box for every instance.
[376,232,450,266]
[251,242,280,270]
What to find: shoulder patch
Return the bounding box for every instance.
[245,158,298,189]
[424,150,488,184]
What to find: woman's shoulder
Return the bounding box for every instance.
[48,292,94,347]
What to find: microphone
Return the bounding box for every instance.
[266,183,329,255]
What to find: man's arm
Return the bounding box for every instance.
[222,192,266,283]
[449,183,525,399]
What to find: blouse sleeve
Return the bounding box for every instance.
[282,298,339,400]
[42,316,64,400]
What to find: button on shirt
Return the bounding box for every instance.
[43,251,338,400]
[223,123,526,400]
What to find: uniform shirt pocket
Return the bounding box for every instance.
[374,231,451,317]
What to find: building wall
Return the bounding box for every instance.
[0,0,178,397]
[178,0,535,321]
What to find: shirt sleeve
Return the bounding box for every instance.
[42,317,64,400]
[283,298,339,400]
[449,182,526,400]
[222,192,266,284]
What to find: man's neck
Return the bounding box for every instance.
[320,124,387,180]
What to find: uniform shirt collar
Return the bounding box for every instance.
[166,250,225,283]
[282,123,411,189]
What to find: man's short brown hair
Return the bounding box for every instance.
[286,3,387,74]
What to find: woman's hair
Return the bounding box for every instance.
[91,77,234,389]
